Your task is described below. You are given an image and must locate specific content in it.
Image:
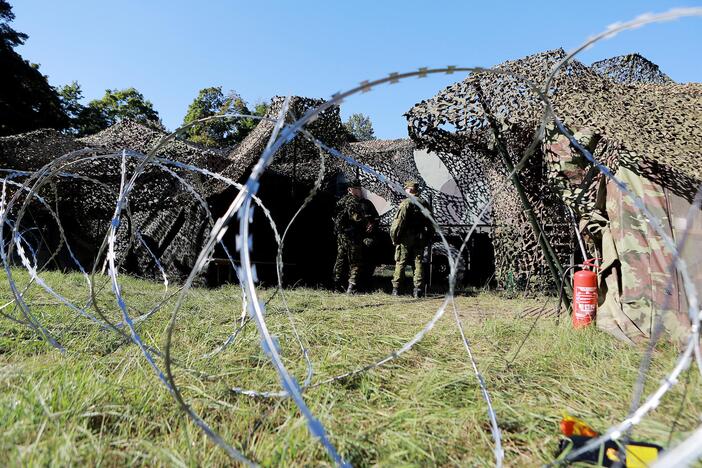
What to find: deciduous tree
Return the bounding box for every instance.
[182,87,265,147]
[85,88,161,132]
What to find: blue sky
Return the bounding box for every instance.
[12,0,702,139]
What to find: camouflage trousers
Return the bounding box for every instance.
[392,242,425,289]
[333,236,364,287]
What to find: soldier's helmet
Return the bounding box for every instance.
[404,180,420,192]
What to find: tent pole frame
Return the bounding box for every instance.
[474,82,571,297]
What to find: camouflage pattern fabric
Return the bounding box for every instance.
[334,194,367,240]
[0,96,351,284]
[391,198,433,289]
[392,242,425,289]
[543,124,603,223]
[358,197,380,287]
[598,166,691,344]
[390,198,433,246]
[544,127,689,342]
[359,198,381,240]
[333,194,378,287]
[407,48,702,297]
[544,126,695,344]
[333,236,364,287]
[543,124,609,260]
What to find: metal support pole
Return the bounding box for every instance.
[291,139,297,198]
[475,82,571,297]
[428,244,433,292]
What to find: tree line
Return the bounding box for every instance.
[0,1,375,146]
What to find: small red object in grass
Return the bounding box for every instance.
[560,412,599,438]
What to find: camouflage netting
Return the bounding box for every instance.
[216,96,352,284]
[3,93,498,286]
[407,48,702,341]
[591,53,674,85]
[407,50,576,290]
[4,49,699,325]
[0,97,353,284]
[338,138,484,281]
[222,96,348,184]
[342,139,473,229]
[1,122,233,279]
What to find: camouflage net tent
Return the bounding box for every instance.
[1,95,497,287]
[345,139,482,229]
[407,49,702,342]
[3,49,698,340]
[202,96,484,283]
[213,96,349,284]
[0,98,350,285]
[407,50,576,292]
[1,124,229,279]
[590,53,673,85]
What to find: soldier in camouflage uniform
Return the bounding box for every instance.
[333,179,378,294]
[390,180,434,298]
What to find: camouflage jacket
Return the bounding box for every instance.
[390,197,433,245]
[334,194,378,241]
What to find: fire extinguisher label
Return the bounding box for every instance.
[575,286,597,317]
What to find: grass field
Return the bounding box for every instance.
[0,269,699,466]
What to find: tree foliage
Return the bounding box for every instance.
[0,0,26,48]
[57,81,85,136]
[0,1,68,136]
[58,85,162,137]
[252,101,270,117]
[344,113,376,141]
[0,2,161,137]
[85,88,162,133]
[182,87,268,148]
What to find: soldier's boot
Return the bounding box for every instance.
[391,287,399,296]
[412,287,422,299]
[346,283,357,295]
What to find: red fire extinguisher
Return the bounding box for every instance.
[572,258,599,328]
